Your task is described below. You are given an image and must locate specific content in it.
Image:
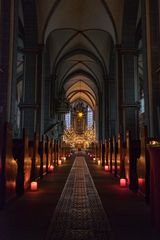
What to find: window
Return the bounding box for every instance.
[87,106,93,128]
[65,112,71,129]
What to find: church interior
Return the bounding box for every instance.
[1,0,160,239]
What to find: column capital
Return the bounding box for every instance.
[121,102,140,109]
[19,103,39,109]
[23,48,39,53]
[115,45,138,55]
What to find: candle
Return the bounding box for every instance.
[120,178,127,187]
[93,157,96,161]
[138,178,144,185]
[98,160,101,165]
[49,165,54,172]
[104,165,109,171]
[58,160,62,165]
[31,181,38,191]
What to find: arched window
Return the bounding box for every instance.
[87,106,93,129]
[65,112,71,129]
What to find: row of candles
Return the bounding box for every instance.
[30,156,67,191]
[89,153,145,188]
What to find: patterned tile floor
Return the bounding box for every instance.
[45,156,112,240]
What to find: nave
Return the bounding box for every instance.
[0,152,160,240]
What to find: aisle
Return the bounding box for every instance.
[45,156,112,240]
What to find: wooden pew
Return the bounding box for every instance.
[105,139,109,166]
[124,130,140,191]
[101,142,105,166]
[0,123,17,208]
[108,138,113,173]
[137,126,154,203]
[13,128,32,195]
[111,137,116,175]
[45,136,49,172]
[116,133,124,178]
[38,135,47,178]
[29,133,41,181]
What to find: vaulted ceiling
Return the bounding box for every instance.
[36,0,124,110]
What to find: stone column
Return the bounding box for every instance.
[10,0,19,137]
[0,0,14,126]
[115,45,123,137]
[20,0,38,140]
[36,44,45,137]
[120,48,139,140]
[20,48,38,139]
[142,0,160,137]
[44,49,52,131]
[107,50,117,139]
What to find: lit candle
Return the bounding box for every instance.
[104,165,109,171]
[120,178,127,187]
[98,160,101,165]
[63,157,66,161]
[31,181,38,191]
[49,165,54,172]
[138,178,144,185]
[93,157,96,161]
[58,160,62,165]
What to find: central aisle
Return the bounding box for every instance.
[45,156,112,240]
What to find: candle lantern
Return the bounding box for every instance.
[104,165,109,171]
[58,160,62,165]
[98,160,101,165]
[120,178,127,187]
[138,178,144,185]
[31,181,38,191]
[49,165,54,172]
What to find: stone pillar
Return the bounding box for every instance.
[115,45,123,136]
[44,49,52,130]
[36,44,45,137]
[142,0,160,137]
[108,77,117,138]
[120,48,139,140]
[10,0,19,137]
[108,50,117,138]
[20,0,38,139]
[20,48,38,139]
[0,0,13,126]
